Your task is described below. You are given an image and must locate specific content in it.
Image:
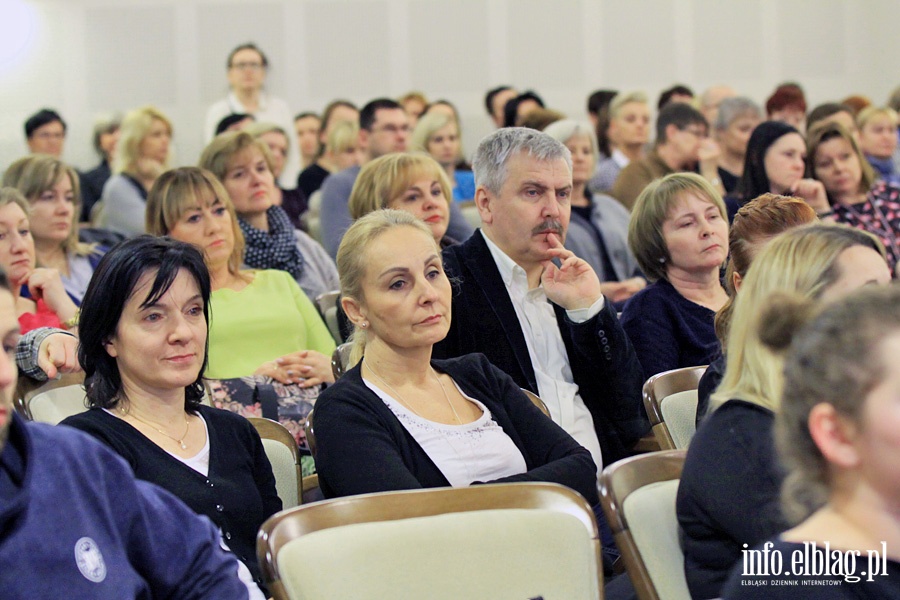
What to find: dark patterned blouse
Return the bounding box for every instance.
[832,180,900,275]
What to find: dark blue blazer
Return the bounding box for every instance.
[434,231,649,464]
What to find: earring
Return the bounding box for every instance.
[658,257,666,263]
[360,321,368,329]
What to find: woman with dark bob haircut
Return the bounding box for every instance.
[62,236,280,596]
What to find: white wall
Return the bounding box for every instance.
[2,0,899,175]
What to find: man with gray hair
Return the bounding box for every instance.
[433,127,648,468]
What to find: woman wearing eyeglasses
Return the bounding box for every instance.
[204,43,300,190]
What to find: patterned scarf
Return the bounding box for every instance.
[239,206,304,280]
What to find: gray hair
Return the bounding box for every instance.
[92,112,121,158]
[542,119,599,161]
[609,91,649,120]
[472,127,572,194]
[715,96,763,130]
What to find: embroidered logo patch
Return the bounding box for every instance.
[74,537,107,583]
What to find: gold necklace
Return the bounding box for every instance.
[365,361,462,425]
[122,407,191,450]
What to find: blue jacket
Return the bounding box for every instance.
[0,414,248,599]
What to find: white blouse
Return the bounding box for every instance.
[363,378,527,487]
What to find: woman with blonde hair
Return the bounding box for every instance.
[199,131,339,301]
[411,112,475,202]
[808,121,900,274]
[0,188,79,333]
[348,152,454,247]
[677,224,891,600]
[96,105,172,237]
[245,121,308,229]
[312,209,598,503]
[620,172,729,381]
[3,154,105,304]
[857,106,900,185]
[146,167,335,387]
[296,101,359,199]
[723,285,900,596]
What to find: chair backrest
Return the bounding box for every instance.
[16,372,87,424]
[330,342,352,380]
[249,418,302,509]
[258,482,603,600]
[599,450,688,600]
[314,290,343,345]
[642,366,706,450]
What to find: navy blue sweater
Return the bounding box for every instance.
[620,278,721,382]
[0,414,248,599]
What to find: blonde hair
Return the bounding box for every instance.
[411,112,455,153]
[628,172,727,282]
[2,154,96,257]
[712,224,886,413]
[244,121,289,140]
[198,131,274,182]
[336,209,437,366]
[609,91,649,120]
[146,167,246,279]
[327,120,359,155]
[115,105,172,175]
[856,105,899,130]
[0,187,32,214]
[348,153,452,220]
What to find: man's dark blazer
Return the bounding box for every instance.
[433,230,649,465]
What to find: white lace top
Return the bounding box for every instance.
[363,378,527,487]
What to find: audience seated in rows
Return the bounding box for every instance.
[348,153,456,248]
[204,43,299,189]
[433,127,648,470]
[726,120,829,220]
[3,155,106,305]
[296,100,359,199]
[318,98,473,258]
[679,224,890,600]
[586,88,618,160]
[61,237,280,596]
[314,209,600,509]
[808,121,900,275]
[246,122,308,229]
[696,194,817,425]
[723,276,900,597]
[146,167,335,385]
[857,105,900,185]
[24,108,66,158]
[484,85,517,129]
[620,173,728,382]
[542,119,645,304]
[713,97,763,194]
[411,112,475,202]
[79,113,120,221]
[766,82,807,131]
[292,111,321,170]
[0,188,78,333]
[611,102,722,210]
[95,105,172,237]
[699,84,737,128]
[198,131,339,301]
[0,266,252,598]
[589,91,650,194]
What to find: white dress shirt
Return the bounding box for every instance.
[482,231,605,470]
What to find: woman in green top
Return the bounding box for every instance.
[146,167,335,386]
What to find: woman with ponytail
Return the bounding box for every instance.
[677,224,891,600]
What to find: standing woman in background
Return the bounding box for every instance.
[95,105,172,237]
[2,155,106,305]
[204,43,300,189]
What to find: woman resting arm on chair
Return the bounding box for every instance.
[60,237,281,596]
[312,209,598,505]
